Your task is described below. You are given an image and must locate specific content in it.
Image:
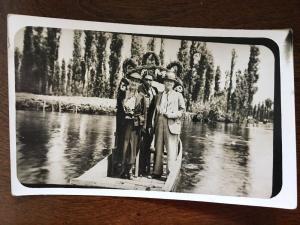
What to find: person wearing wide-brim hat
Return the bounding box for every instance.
[114,77,130,174]
[126,71,142,81]
[137,72,158,176]
[151,70,185,178]
[119,71,147,180]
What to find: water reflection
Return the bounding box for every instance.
[46,113,68,184]
[178,121,273,198]
[17,110,115,185]
[17,111,50,183]
[16,110,273,198]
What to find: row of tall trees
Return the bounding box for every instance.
[251,98,273,122]
[177,40,273,122]
[17,27,61,94]
[15,27,273,121]
[16,28,113,97]
[15,28,167,98]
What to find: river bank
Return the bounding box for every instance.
[16,93,199,120]
[16,92,117,115]
[15,93,273,128]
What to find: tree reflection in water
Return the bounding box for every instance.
[16,110,273,198]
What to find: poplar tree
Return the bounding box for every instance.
[214,66,221,96]
[14,47,22,92]
[53,61,60,95]
[191,42,208,102]
[188,41,198,99]
[147,37,156,52]
[230,91,237,112]
[109,34,123,98]
[203,53,214,102]
[61,59,66,95]
[246,46,260,112]
[20,26,34,92]
[257,103,261,121]
[94,32,108,97]
[192,52,207,102]
[83,30,97,96]
[131,35,144,65]
[226,49,237,112]
[234,70,249,120]
[46,28,61,94]
[32,27,45,93]
[178,40,191,110]
[189,41,201,68]
[66,60,72,95]
[265,98,273,120]
[260,103,265,121]
[72,30,83,95]
[159,38,165,66]
[177,40,190,71]
[252,104,257,119]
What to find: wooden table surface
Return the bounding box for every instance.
[0,0,299,224]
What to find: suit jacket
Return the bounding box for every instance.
[133,92,147,130]
[138,83,158,129]
[153,90,185,135]
[117,90,147,132]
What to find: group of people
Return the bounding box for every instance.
[115,68,185,180]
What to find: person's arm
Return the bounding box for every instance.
[142,96,147,130]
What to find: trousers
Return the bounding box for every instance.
[139,131,153,175]
[153,115,178,176]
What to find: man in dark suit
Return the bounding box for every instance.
[138,73,158,176]
[152,71,185,178]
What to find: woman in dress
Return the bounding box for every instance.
[114,78,130,176]
[121,71,147,179]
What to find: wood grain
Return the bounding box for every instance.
[1,0,299,224]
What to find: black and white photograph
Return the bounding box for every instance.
[8,15,296,208]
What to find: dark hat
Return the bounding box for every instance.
[122,58,138,75]
[126,71,142,81]
[166,61,183,78]
[120,77,129,86]
[164,71,177,82]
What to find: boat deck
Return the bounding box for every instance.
[70,153,167,191]
[70,140,182,192]
[72,176,166,191]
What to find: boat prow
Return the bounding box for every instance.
[70,140,183,192]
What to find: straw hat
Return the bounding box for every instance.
[164,71,177,82]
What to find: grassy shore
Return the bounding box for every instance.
[16,92,117,115]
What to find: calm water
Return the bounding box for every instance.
[16,110,273,198]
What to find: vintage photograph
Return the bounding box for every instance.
[12,25,277,199]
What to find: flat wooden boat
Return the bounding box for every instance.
[70,140,183,192]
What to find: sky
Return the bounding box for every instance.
[15,28,274,104]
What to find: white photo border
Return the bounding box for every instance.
[7,14,297,209]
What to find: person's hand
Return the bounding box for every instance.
[141,128,147,135]
[148,128,153,135]
[126,108,133,115]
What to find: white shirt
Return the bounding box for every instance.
[159,90,173,114]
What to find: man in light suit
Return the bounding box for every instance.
[152,71,185,178]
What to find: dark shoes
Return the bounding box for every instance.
[149,174,161,179]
